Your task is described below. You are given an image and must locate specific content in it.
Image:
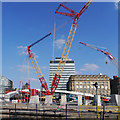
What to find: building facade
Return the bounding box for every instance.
[110,76,120,95]
[0,75,13,94]
[67,74,110,96]
[49,57,75,91]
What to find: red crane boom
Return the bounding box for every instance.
[79,41,118,67]
[27,32,51,95]
[27,1,93,95]
[50,0,93,95]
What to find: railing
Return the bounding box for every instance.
[1,103,120,120]
[79,104,120,120]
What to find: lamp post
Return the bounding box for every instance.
[93,82,98,118]
[93,82,98,96]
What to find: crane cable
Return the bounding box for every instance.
[53,14,56,61]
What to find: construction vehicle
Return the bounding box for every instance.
[27,1,93,95]
[79,41,118,67]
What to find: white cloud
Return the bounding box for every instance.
[80,64,99,71]
[17,45,38,58]
[75,70,82,75]
[25,77,38,81]
[17,65,33,72]
[42,66,47,70]
[17,46,27,49]
[17,46,27,55]
[115,0,120,9]
[54,39,65,49]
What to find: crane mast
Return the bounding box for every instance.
[51,0,93,95]
[26,1,93,95]
[27,33,51,95]
[79,41,118,68]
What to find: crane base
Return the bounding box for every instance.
[45,95,53,105]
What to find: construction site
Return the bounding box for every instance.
[1,0,120,120]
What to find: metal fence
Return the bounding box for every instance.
[79,104,120,120]
[1,103,120,120]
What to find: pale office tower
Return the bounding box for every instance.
[49,57,75,91]
[0,75,13,94]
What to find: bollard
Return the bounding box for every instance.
[66,104,67,120]
[118,106,120,120]
[102,103,105,120]
[100,111,102,120]
[97,106,99,118]
[9,108,11,120]
[54,110,56,120]
[15,104,17,118]
[79,105,81,117]
[36,104,37,120]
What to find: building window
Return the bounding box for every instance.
[91,82,93,84]
[76,82,79,84]
[105,86,108,90]
[91,86,93,89]
[80,85,82,88]
[101,85,104,88]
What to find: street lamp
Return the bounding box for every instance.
[93,82,98,96]
[93,82,98,118]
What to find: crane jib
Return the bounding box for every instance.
[28,32,51,48]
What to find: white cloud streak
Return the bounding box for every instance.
[25,77,38,81]
[17,65,33,72]
[42,66,47,70]
[17,46,27,55]
[80,63,99,71]
[17,45,38,58]
[54,39,65,49]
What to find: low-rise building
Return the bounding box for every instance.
[67,74,110,96]
[110,76,120,95]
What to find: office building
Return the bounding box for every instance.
[49,57,75,91]
[0,75,13,94]
[67,74,110,96]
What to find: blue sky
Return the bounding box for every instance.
[2,2,118,89]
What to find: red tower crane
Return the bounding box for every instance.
[27,1,93,95]
[79,41,118,67]
[51,0,93,95]
[27,32,51,95]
